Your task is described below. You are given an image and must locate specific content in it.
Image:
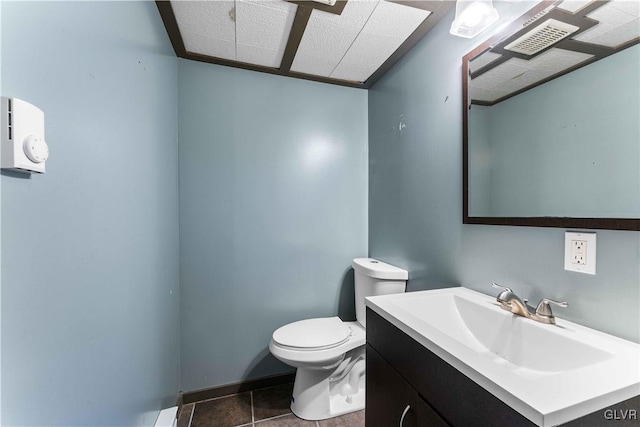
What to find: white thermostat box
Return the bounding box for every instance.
[1,97,49,174]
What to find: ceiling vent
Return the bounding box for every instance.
[505,19,579,55]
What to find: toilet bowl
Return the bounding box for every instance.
[269,258,408,421]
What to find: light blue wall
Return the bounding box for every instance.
[0,2,3,421]
[369,6,640,342]
[2,2,637,421]
[468,105,491,216]
[178,59,368,391]
[1,2,179,425]
[469,45,640,218]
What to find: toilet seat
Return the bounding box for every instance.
[272,317,352,351]
[270,320,365,368]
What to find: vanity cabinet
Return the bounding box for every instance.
[366,343,447,427]
[366,308,639,427]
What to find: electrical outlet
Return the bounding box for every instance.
[565,232,596,274]
[571,240,586,264]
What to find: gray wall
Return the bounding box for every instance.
[1,2,179,425]
[369,6,640,343]
[469,45,640,218]
[178,60,368,391]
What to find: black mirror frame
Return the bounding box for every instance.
[462,0,640,232]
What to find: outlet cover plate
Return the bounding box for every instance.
[564,231,596,275]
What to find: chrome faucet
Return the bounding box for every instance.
[492,283,568,325]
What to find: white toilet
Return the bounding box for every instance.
[269,258,408,421]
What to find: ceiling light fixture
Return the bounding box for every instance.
[450,0,499,38]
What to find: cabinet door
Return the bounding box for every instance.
[415,395,449,427]
[367,344,417,427]
[367,344,448,427]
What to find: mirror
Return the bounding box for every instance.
[463,0,639,231]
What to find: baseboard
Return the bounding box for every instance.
[182,372,296,404]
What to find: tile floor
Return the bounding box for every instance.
[177,383,365,427]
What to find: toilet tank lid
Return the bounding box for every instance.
[352,258,408,280]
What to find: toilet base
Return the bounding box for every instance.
[290,347,365,421]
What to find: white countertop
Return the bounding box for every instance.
[366,287,640,427]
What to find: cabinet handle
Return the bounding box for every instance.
[399,404,411,427]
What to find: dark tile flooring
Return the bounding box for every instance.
[178,383,365,427]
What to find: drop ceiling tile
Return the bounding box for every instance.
[470,51,503,74]
[290,18,362,76]
[608,0,640,18]
[361,0,430,39]
[557,0,592,14]
[290,54,342,77]
[469,86,510,102]
[236,0,296,51]
[330,62,377,82]
[470,75,496,90]
[471,60,531,90]
[237,44,283,68]
[472,49,593,101]
[335,32,406,68]
[583,17,640,47]
[533,66,574,82]
[472,47,599,103]
[172,0,235,41]
[310,0,380,28]
[329,33,404,81]
[470,71,497,90]
[181,30,236,61]
[242,0,299,12]
[326,1,429,82]
[512,48,593,72]
[499,68,553,93]
[575,2,637,44]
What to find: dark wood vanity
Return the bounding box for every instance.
[365,308,639,427]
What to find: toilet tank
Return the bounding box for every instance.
[352,258,408,327]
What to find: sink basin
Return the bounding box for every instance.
[366,287,640,426]
[394,291,613,375]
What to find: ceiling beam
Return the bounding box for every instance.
[156,1,186,56]
[280,5,313,72]
[286,0,347,15]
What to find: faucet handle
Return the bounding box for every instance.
[535,298,568,319]
[543,298,568,308]
[492,282,512,293]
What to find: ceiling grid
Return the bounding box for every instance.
[469,0,640,105]
[156,0,454,88]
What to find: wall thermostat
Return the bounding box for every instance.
[1,97,49,174]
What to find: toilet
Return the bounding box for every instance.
[269,258,408,421]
